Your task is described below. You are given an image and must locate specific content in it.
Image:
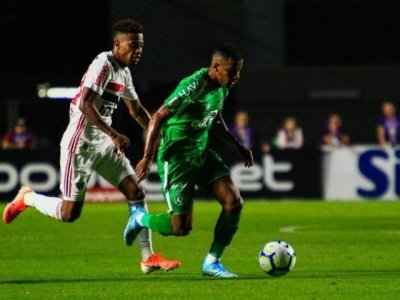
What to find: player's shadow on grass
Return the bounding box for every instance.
[0,274,268,284]
[2,270,399,284]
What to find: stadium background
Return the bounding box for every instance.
[1,0,400,201]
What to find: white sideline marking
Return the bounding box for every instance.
[279,226,306,233]
[279,226,400,234]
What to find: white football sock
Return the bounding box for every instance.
[205,253,219,264]
[24,192,63,221]
[137,228,153,261]
[135,201,153,260]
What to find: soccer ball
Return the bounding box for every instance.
[258,240,296,276]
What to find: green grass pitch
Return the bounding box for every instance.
[1,200,400,299]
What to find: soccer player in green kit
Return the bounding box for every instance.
[125,44,253,277]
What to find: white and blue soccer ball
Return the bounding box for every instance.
[258,240,296,276]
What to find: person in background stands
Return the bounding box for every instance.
[2,118,37,150]
[274,116,303,149]
[377,101,400,147]
[230,110,254,150]
[321,113,349,148]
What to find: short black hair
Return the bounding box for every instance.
[213,43,243,61]
[113,19,143,37]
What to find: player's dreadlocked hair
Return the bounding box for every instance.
[113,19,143,37]
[213,43,243,61]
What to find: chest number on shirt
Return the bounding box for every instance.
[99,102,117,117]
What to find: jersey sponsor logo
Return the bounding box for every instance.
[178,82,198,98]
[190,110,218,129]
[95,65,110,86]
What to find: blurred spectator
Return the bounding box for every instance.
[2,118,37,150]
[321,113,349,147]
[230,110,254,150]
[260,140,271,153]
[376,101,400,147]
[274,116,303,149]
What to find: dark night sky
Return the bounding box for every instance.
[1,0,109,96]
[3,0,400,97]
[286,0,400,65]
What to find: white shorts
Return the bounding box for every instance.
[60,140,135,201]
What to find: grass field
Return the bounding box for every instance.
[1,200,400,300]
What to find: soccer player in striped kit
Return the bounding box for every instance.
[3,19,180,274]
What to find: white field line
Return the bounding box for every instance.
[279,225,400,234]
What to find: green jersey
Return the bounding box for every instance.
[158,68,229,160]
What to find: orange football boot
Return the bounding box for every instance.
[3,186,33,224]
[141,253,181,274]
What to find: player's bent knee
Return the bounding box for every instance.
[60,210,81,223]
[224,195,243,214]
[171,211,192,236]
[236,197,244,211]
[119,177,146,201]
[172,227,191,236]
[60,214,80,223]
[172,221,192,236]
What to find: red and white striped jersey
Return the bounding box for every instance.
[60,51,138,152]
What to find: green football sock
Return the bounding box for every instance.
[209,210,241,258]
[141,213,173,236]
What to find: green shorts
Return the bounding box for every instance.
[157,148,230,214]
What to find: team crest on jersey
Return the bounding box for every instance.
[168,97,181,108]
[75,180,85,191]
[175,195,184,206]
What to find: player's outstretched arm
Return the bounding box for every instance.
[123,99,151,130]
[211,112,254,168]
[80,87,130,151]
[136,104,172,182]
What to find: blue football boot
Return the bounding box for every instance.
[202,258,238,278]
[123,205,145,246]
